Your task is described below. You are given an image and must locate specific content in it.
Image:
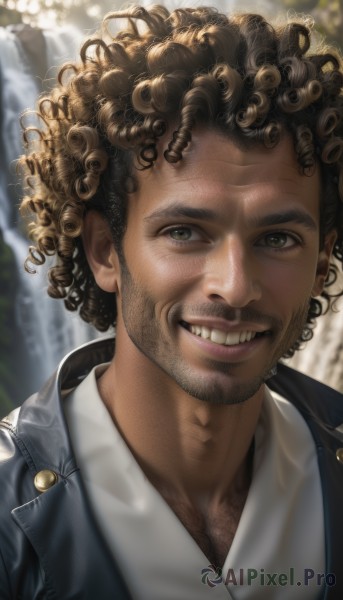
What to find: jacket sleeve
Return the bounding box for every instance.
[0,425,48,600]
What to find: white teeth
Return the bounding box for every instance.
[201,327,211,339]
[210,329,227,344]
[189,326,258,346]
[226,332,240,345]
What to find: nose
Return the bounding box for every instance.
[203,237,262,307]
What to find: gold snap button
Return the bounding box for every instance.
[34,469,58,493]
[336,448,343,464]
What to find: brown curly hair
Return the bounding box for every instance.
[19,5,343,356]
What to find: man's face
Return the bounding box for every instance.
[114,129,328,405]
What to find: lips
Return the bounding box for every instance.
[180,321,268,347]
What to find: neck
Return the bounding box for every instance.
[98,336,265,509]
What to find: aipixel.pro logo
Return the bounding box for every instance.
[201,564,223,588]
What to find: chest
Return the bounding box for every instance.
[164,491,248,568]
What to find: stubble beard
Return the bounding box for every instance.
[119,259,310,406]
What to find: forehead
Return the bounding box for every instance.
[130,128,321,219]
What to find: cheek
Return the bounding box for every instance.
[128,246,205,295]
[264,261,316,307]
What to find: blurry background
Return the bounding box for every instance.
[0,0,342,416]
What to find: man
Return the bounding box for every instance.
[1,5,343,599]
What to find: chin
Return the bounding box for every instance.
[177,372,265,406]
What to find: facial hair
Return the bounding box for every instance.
[118,258,310,406]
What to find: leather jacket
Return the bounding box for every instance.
[0,337,342,599]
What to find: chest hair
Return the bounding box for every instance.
[161,488,249,568]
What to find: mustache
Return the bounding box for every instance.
[176,304,283,330]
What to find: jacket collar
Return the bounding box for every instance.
[5,337,115,477]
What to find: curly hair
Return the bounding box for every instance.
[19,5,343,356]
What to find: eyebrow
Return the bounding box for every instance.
[145,206,217,222]
[250,210,317,231]
[145,204,318,231]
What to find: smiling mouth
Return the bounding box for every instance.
[180,321,269,347]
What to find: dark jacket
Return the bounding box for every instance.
[0,337,342,599]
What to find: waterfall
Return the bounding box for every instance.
[0,24,100,413]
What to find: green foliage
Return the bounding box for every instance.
[312,0,343,50]
[0,229,20,416]
[282,0,318,9]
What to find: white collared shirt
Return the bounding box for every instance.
[64,365,324,600]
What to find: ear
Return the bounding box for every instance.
[311,229,337,297]
[82,210,120,293]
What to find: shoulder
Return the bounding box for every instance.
[0,336,115,481]
[268,362,343,451]
[0,406,41,528]
[269,362,343,424]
